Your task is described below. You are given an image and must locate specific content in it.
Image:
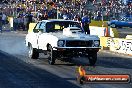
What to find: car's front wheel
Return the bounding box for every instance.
[47,45,56,65]
[28,44,39,59]
[88,52,97,66]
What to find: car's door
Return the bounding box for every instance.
[37,22,48,50]
[38,22,59,50]
[30,22,42,49]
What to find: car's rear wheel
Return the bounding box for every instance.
[47,45,56,65]
[88,52,97,66]
[28,44,39,59]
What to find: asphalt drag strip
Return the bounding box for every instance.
[0,50,80,88]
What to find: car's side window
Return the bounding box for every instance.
[39,22,46,32]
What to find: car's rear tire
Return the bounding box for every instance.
[28,44,39,59]
[88,52,97,66]
[47,45,56,65]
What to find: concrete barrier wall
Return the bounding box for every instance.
[126,35,132,39]
[100,37,111,50]
[110,28,119,38]
[89,21,119,37]
[90,26,106,37]
[109,38,132,55]
[28,23,37,33]
[90,26,119,38]
[100,36,132,55]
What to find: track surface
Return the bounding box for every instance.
[0,32,132,88]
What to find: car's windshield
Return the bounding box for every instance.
[46,21,81,32]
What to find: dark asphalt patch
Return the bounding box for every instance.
[0,50,81,88]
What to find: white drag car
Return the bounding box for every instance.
[25,19,101,65]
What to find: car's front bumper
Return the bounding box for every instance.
[53,47,101,57]
[53,46,101,51]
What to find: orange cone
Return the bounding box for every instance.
[105,27,109,37]
[78,66,86,76]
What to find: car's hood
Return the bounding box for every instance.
[49,32,99,40]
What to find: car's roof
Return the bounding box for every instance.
[39,19,77,23]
